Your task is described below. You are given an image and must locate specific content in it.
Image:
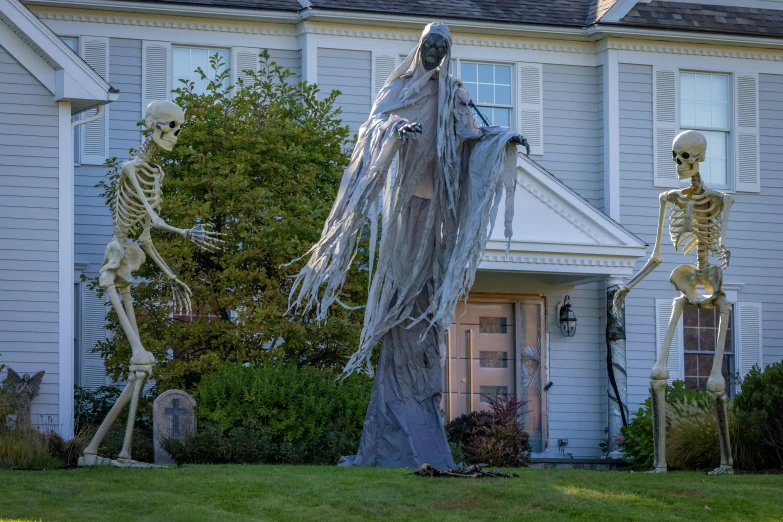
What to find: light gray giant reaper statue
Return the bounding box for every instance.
[289,23,527,468]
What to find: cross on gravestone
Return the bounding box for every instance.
[165,398,187,438]
[153,389,197,464]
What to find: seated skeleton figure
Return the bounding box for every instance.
[613,129,735,474]
[79,101,223,467]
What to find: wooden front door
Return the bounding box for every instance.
[442,299,546,452]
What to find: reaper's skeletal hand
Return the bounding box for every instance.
[170,277,193,315]
[185,223,224,252]
[509,134,531,156]
[397,121,422,143]
[714,244,731,270]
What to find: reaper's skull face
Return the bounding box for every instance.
[420,33,448,71]
[672,130,707,179]
[144,100,185,151]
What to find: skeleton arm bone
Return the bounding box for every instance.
[715,193,734,269]
[139,228,192,315]
[613,192,670,314]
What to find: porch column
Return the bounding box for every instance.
[606,276,628,451]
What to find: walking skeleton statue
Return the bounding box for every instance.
[79,100,223,467]
[613,129,735,474]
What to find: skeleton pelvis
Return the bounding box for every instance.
[99,239,146,290]
[670,264,723,305]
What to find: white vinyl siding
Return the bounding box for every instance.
[0,43,61,428]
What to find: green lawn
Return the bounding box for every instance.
[1,465,781,522]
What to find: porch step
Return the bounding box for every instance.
[529,457,627,471]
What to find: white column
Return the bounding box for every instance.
[602,47,620,221]
[606,275,628,453]
[58,101,75,440]
[298,22,318,84]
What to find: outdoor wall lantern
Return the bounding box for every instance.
[558,295,577,337]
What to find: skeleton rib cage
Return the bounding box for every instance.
[112,157,163,239]
[668,191,723,271]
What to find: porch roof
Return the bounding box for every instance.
[479,154,647,280]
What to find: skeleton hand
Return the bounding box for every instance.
[714,244,731,270]
[397,121,422,143]
[185,223,224,252]
[170,277,192,315]
[612,287,630,319]
[509,134,531,156]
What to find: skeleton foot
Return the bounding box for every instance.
[708,465,734,475]
[78,454,163,468]
[648,467,668,474]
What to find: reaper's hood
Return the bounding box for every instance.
[386,22,453,104]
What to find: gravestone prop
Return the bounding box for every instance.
[153,389,197,464]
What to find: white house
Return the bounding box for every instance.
[1,0,781,457]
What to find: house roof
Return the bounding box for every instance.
[2,0,117,113]
[67,0,621,27]
[620,1,783,39]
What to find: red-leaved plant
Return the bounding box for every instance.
[464,395,531,468]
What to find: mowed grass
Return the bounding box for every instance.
[1,465,782,522]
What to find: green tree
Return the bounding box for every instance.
[94,52,367,391]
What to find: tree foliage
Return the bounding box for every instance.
[94,52,366,391]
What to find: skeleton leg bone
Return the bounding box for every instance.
[117,369,148,461]
[649,294,689,473]
[707,297,734,475]
[80,284,154,466]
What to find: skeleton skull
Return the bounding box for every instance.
[672,130,707,180]
[420,33,448,71]
[144,100,185,152]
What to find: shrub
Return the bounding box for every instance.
[167,363,372,465]
[666,397,727,471]
[446,396,530,468]
[733,362,783,470]
[94,50,362,393]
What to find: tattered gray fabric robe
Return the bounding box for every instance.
[290,22,519,468]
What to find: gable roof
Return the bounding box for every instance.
[2,0,117,112]
[619,1,783,38]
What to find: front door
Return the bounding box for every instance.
[442,299,546,452]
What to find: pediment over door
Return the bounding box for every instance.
[481,155,647,279]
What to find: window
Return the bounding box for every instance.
[680,72,730,187]
[173,46,228,95]
[461,62,512,128]
[683,306,735,396]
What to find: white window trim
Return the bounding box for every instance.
[679,70,734,192]
[172,44,231,94]
[455,59,514,127]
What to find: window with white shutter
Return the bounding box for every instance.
[79,37,109,165]
[142,40,171,117]
[516,62,543,156]
[736,302,763,380]
[653,66,679,188]
[372,53,397,101]
[80,283,108,391]
[735,73,760,193]
[655,299,683,382]
[233,47,260,88]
